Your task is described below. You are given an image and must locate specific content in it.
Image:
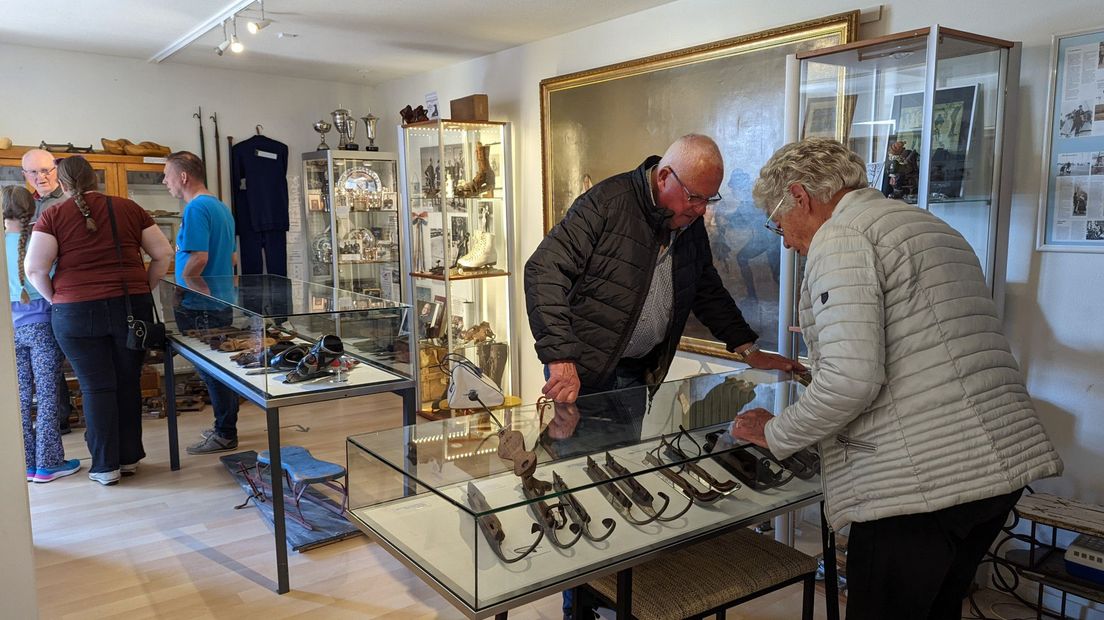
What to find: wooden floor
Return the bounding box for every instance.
[28,394,835,620]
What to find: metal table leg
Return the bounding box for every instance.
[616,568,633,618]
[266,406,289,594]
[165,343,180,471]
[401,386,417,427]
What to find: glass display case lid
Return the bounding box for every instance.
[348,368,810,514]
[162,274,408,318]
[796,26,1014,69]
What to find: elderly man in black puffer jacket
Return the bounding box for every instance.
[526,134,802,402]
[527,133,803,620]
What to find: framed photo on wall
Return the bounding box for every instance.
[887,85,977,199]
[1037,27,1104,252]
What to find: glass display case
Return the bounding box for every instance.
[347,368,821,616]
[159,273,413,400]
[398,120,518,415]
[793,26,1020,298]
[301,150,403,302]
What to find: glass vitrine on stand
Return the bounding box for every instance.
[398,120,518,417]
[301,150,404,302]
[158,274,416,594]
[346,368,831,618]
[791,26,1020,308]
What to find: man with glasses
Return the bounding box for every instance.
[733,137,1062,619]
[22,149,63,222]
[21,148,72,434]
[527,133,801,620]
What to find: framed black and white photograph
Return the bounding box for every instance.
[888,85,977,199]
[1038,26,1104,252]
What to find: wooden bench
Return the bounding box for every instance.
[246,446,348,530]
[582,527,819,620]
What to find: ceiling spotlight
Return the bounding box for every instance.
[215,19,230,56]
[230,17,244,53]
[248,19,271,34]
[247,0,271,34]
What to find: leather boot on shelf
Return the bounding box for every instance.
[457,231,497,271]
[455,142,492,198]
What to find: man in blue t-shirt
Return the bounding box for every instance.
[163,151,242,455]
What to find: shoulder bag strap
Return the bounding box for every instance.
[104,197,135,324]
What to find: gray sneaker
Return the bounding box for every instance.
[186,433,239,455]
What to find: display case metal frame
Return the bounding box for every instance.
[159,274,417,594]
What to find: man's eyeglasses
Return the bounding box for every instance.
[22,166,57,178]
[666,167,723,207]
[764,195,785,236]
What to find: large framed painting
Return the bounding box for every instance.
[539,11,859,358]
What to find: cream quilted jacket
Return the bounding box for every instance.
[764,188,1062,530]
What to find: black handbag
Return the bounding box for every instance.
[106,197,166,351]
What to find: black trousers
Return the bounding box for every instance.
[845,488,1023,620]
[51,294,152,473]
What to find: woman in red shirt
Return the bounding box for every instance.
[25,156,173,486]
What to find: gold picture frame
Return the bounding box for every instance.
[539,11,859,360]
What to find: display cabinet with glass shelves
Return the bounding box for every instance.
[792,26,1020,303]
[301,149,403,302]
[398,120,518,416]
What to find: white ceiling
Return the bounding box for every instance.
[0,0,677,85]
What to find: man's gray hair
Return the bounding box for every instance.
[751,137,868,216]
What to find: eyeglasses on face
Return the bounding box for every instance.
[764,195,786,236]
[22,166,57,178]
[666,167,723,207]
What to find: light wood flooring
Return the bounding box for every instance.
[28,394,835,619]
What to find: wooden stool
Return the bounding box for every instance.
[244,446,348,530]
[584,527,819,620]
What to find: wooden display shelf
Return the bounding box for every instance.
[411,269,509,281]
[417,394,523,421]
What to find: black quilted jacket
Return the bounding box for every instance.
[524,156,757,388]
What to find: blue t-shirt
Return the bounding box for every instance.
[5,232,51,326]
[175,195,237,309]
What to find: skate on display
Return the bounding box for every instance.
[457,202,497,272]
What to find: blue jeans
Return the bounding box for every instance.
[52,294,151,473]
[173,305,240,439]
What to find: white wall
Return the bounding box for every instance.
[0,43,375,199]
[374,0,1104,507]
[0,44,379,615]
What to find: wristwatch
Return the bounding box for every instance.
[731,343,760,363]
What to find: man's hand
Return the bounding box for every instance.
[543,360,581,403]
[545,401,581,439]
[729,407,774,449]
[744,349,807,373]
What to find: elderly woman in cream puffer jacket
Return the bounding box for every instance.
[734,138,1062,620]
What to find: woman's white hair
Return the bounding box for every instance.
[751,137,869,216]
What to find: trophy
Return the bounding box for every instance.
[312,120,332,150]
[331,108,358,151]
[361,113,379,151]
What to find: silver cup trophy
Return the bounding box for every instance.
[361,113,379,151]
[331,108,359,151]
[312,120,332,150]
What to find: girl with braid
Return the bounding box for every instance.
[3,185,79,482]
[25,156,173,485]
